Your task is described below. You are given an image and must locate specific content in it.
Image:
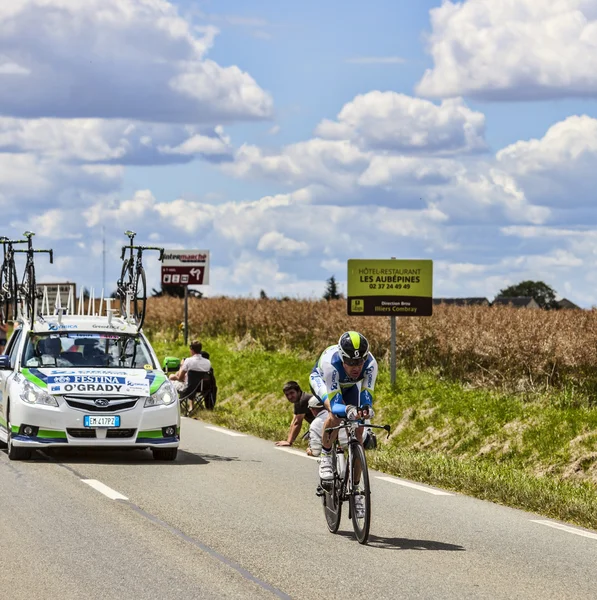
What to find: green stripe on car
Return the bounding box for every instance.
[149,373,167,394]
[138,429,164,439]
[37,430,67,439]
[21,369,48,389]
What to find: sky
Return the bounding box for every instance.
[2,0,597,305]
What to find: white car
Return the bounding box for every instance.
[0,314,180,461]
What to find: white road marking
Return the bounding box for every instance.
[204,426,246,437]
[82,479,128,501]
[530,520,597,540]
[275,447,318,461]
[376,476,453,496]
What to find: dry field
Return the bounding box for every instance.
[144,297,597,396]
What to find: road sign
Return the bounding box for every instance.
[347,259,433,316]
[161,250,209,286]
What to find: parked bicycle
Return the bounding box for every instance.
[0,236,28,323]
[117,230,164,329]
[319,418,390,544]
[14,232,53,326]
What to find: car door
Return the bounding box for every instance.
[0,328,23,422]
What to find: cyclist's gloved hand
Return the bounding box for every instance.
[359,406,374,419]
[346,405,358,420]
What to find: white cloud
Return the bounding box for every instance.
[417,0,597,100]
[497,115,597,206]
[315,93,487,154]
[0,117,233,164]
[0,0,273,122]
[224,139,370,189]
[257,231,309,256]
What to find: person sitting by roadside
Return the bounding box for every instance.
[169,341,212,411]
[275,381,315,447]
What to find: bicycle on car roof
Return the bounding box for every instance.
[117,230,164,330]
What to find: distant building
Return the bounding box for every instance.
[492,296,540,309]
[556,298,581,310]
[433,297,490,306]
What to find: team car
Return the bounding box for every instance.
[0,312,180,461]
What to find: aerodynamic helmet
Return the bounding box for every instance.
[338,331,370,365]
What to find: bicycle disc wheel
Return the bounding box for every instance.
[133,266,147,328]
[323,478,342,533]
[349,443,371,544]
[322,447,342,533]
[119,259,132,318]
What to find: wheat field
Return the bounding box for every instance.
[144,297,597,395]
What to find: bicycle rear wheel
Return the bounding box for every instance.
[118,259,132,318]
[322,447,342,533]
[133,266,147,328]
[349,443,371,544]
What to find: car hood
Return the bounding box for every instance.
[20,368,167,397]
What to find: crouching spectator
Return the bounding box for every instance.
[275,381,315,447]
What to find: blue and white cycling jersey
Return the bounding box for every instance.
[309,345,378,417]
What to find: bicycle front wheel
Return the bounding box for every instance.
[21,263,36,326]
[349,443,371,544]
[133,266,147,328]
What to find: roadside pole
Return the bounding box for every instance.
[390,257,397,386]
[184,286,189,346]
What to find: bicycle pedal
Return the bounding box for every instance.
[315,486,325,497]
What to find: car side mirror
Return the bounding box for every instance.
[0,355,11,370]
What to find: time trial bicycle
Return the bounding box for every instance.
[320,418,390,544]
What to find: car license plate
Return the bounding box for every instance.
[84,415,120,428]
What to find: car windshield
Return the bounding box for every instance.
[22,332,155,369]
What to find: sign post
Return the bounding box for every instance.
[347,258,433,386]
[161,250,210,345]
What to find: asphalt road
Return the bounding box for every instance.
[2,417,597,599]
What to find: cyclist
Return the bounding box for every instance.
[309,331,377,487]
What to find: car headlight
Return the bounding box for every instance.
[144,381,177,407]
[20,381,59,407]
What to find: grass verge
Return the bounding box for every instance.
[150,334,597,531]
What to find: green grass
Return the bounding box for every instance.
[150,334,597,531]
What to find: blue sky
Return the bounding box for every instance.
[2,0,597,305]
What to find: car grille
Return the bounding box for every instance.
[67,428,96,438]
[106,429,135,438]
[66,428,136,438]
[64,395,139,412]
